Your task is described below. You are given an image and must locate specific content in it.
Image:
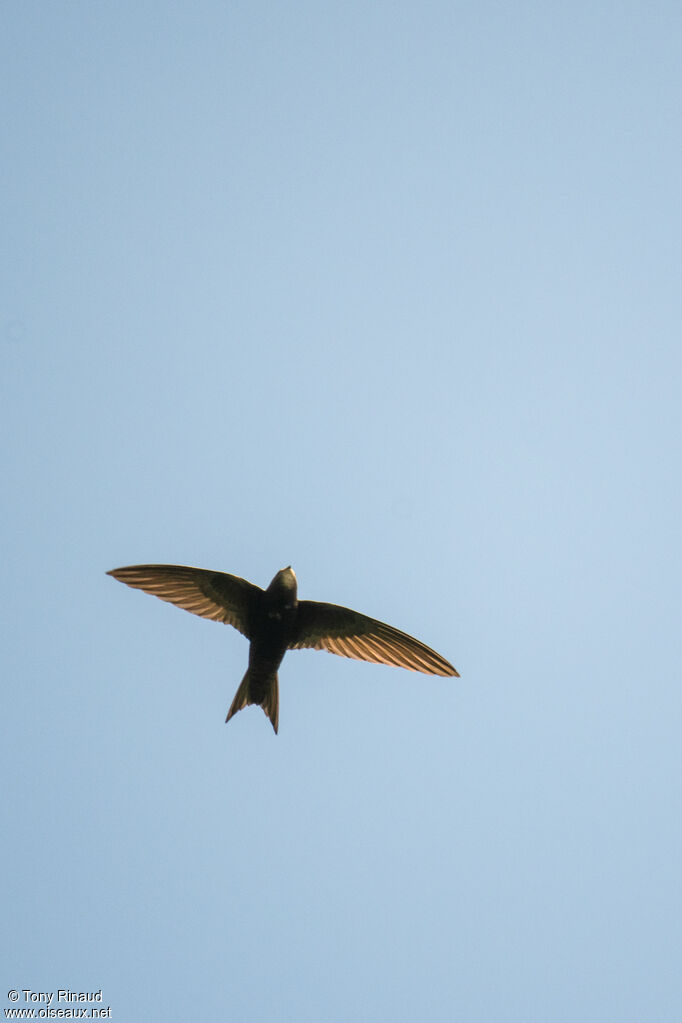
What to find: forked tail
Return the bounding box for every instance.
[225,668,279,734]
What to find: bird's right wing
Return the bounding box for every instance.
[290,600,458,677]
[107,564,261,638]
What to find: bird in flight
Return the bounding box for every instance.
[107,564,459,733]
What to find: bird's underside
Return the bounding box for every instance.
[108,563,459,733]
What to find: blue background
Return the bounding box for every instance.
[2,3,680,1020]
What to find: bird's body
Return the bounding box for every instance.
[107,564,459,733]
[227,567,300,731]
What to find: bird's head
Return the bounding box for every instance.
[265,566,298,607]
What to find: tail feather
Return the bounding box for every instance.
[225,669,279,734]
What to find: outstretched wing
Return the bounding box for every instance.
[107,564,261,638]
[290,600,458,677]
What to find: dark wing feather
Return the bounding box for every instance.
[290,600,459,677]
[107,564,260,638]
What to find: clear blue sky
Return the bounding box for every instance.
[2,2,680,1020]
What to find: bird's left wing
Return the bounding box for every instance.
[289,600,458,677]
[107,564,261,638]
